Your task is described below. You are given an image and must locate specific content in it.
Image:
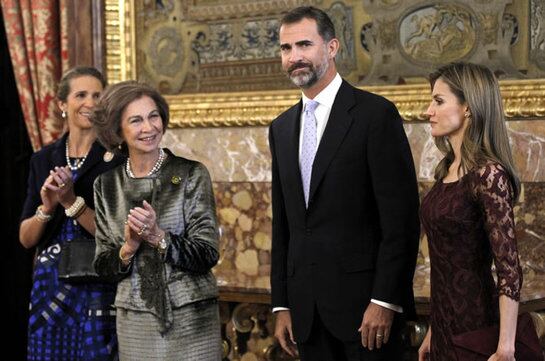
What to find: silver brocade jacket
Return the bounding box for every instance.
[93,150,219,332]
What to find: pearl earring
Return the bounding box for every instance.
[62,110,67,119]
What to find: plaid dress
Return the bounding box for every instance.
[27,171,118,361]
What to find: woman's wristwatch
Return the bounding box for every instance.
[157,237,168,254]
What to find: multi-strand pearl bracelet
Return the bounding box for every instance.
[65,196,87,218]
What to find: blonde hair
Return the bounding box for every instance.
[429,62,520,199]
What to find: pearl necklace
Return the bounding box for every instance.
[126,148,166,178]
[65,138,89,171]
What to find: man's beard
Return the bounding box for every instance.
[287,57,329,89]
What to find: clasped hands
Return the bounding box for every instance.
[123,200,164,253]
[40,166,76,212]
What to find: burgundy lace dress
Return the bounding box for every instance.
[420,163,522,361]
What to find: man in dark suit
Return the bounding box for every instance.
[269,6,420,360]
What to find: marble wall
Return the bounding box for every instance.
[162,117,545,359]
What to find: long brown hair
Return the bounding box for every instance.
[429,62,520,199]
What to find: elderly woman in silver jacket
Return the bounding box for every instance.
[91,81,221,360]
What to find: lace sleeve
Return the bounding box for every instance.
[473,163,522,301]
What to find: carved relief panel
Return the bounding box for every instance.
[131,0,367,93]
[360,0,532,83]
[124,0,545,94]
[104,0,545,127]
[529,0,545,75]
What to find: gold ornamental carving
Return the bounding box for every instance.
[105,0,545,127]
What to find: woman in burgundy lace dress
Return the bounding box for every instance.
[418,62,522,361]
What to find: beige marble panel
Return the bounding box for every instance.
[515,182,545,301]
[403,123,436,181]
[162,120,545,184]
[164,124,433,183]
[162,127,271,182]
[213,181,545,304]
[508,121,545,182]
[411,120,545,182]
[213,182,272,294]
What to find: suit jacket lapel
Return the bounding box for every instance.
[277,101,307,212]
[309,81,356,203]
[288,101,307,210]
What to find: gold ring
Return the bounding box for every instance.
[376,334,384,339]
[59,182,66,188]
[41,186,47,192]
[138,224,147,235]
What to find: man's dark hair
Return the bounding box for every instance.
[280,6,336,41]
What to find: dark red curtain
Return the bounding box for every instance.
[0,0,68,151]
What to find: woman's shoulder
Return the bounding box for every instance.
[467,162,513,196]
[164,149,209,173]
[470,162,509,182]
[30,136,64,161]
[95,162,124,186]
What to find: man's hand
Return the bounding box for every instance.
[274,310,298,357]
[358,303,394,350]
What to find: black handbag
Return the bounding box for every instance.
[58,238,106,283]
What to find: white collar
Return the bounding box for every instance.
[301,73,342,110]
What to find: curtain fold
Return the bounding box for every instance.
[0,0,68,151]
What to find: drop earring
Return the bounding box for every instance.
[62,110,67,119]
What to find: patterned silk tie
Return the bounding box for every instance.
[300,100,319,207]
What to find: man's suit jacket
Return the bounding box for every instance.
[269,80,420,342]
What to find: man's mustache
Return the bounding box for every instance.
[288,62,312,74]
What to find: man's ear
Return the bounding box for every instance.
[327,38,339,59]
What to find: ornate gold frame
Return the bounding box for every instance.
[105,0,545,128]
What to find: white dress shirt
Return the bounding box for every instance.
[273,73,402,314]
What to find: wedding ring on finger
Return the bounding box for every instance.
[376,334,384,339]
[59,182,66,188]
[138,224,148,235]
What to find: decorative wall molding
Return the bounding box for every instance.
[104,0,136,84]
[161,79,545,127]
[187,0,316,21]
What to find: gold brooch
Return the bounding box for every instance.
[171,175,181,185]
[103,151,114,162]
